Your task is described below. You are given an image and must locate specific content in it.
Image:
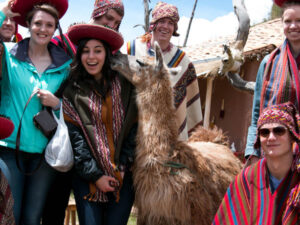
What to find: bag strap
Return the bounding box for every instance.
[16,90,44,175]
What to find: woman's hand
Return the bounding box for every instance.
[95,176,119,193]
[0,0,20,18]
[37,89,60,109]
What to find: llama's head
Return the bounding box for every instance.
[111,42,180,89]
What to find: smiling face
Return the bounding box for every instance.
[282,5,300,47]
[0,17,16,42]
[29,10,56,46]
[259,123,293,159]
[152,17,175,46]
[91,9,122,30]
[81,39,106,80]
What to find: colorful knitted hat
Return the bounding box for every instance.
[274,0,300,7]
[254,102,300,169]
[150,1,180,36]
[91,0,124,22]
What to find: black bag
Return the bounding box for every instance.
[33,107,57,138]
[16,90,57,175]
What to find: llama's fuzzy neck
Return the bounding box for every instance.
[136,76,179,157]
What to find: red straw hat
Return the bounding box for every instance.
[68,24,124,52]
[11,0,68,27]
[0,116,14,140]
[274,0,300,7]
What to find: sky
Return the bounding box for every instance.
[6,0,274,47]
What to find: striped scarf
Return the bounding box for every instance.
[51,34,76,58]
[0,170,14,225]
[63,76,124,202]
[212,159,299,225]
[260,40,300,113]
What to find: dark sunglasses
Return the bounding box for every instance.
[258,126,287,138]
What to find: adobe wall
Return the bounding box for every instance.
[197,59,262,155]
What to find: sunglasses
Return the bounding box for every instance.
[258,126,287,138]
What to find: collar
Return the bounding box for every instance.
[10,38,71,69]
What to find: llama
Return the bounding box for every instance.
[111,44,243,225]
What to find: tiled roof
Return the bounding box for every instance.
[184,18,284,64]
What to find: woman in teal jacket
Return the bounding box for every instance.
[0,0,71,224]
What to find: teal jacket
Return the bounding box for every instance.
[245,55,269,158]
[0,11,72,153]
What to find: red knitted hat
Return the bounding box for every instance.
[149,1,180,36]
[91,0,124,19]
[11,0,68,27]
[254,102,300,149]
[0,116,14,140]
[68,23,124,52]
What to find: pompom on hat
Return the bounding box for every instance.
[67,23,124,52]
[11,0,69,27]
[0,116,14,140]
[149,1,180,36]
[274,0,300,7]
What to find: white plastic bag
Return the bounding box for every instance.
[45,104,74,172]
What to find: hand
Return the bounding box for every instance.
[0,0,20,18]
[37,89,60,109]
[95,176,118,193]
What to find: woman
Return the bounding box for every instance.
[0,0,71,224]
[62,23,137,225]
[245,0,300,163]
[42,1,126,224]
[127,1,202,141]
[213,102,299,224]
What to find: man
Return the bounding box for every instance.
[127,1,202,141]
[213,102,299,224]
[42,1,126,224]
[0,16,22,42]
[0,17,22,104]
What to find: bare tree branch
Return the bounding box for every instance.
[143,0,151,32]
[183,0,198,47]
[233,0,250,48]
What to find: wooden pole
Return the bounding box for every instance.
[203,77,214,128]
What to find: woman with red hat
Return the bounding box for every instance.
[213,102,299,224]
[42,1,126,224]
[245,0,300,164]
[0,0,72,224]
[60,23,137,225]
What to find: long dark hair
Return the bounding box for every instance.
[56,38,115,97]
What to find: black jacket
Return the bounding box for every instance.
[64,75,138,182]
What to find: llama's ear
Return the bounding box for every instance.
[154,42,163,72]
